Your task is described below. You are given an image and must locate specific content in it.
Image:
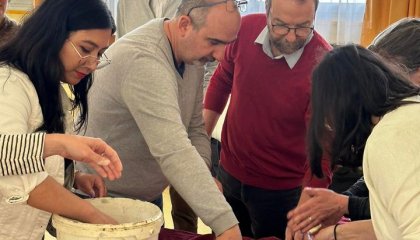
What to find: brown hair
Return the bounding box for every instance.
[369,18,420,74]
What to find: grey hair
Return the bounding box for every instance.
[176,0,212,29]
[265,0,319,14]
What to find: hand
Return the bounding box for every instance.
[312,225,334,240]
[44,134,123,180]
[74,172,107,198]
[87,208,119,225]
[285,226,293,240]
[214,177,223,192]
[216,225,242,240]
[287,188,348,234]
[285,226,309,240]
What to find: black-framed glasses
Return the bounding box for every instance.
[186,0,248,16]
[68,40,111,67]
[270,24,314,38]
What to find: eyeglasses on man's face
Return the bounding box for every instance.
[186,0,248,16]
[270,24,314,38]
[68,40,111,68]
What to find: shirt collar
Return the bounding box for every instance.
[255,26,313,69]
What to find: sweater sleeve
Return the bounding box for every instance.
[0,69,48,204]
[341,177,370,220]
[187,66,212,168]
[120,50,238,235]
[0,133,45,176]
[346,196,371,220]
[342,177,369,197]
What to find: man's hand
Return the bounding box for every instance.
[214,177,223,192]
[74,172,107,198]
[287,188,348,234]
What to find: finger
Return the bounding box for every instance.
[95,178,106,197]
[101,153,122,179]
[102,164,116,181]
[303,187,318,197]
[82,182,96,198]
[289,210,315,232]
[104,156,121,179]
[287,208,297,219]
[97,158,110,166]
[83,149,112,178]
[294,231,304,240]
[103,183,108,196]
[294,200,316,215]
[90,138,123,174]
[299,216,322,233]
[285,227,293,240]
[101,146,123,172]
[88,163,108,178]
[89,189,96,198]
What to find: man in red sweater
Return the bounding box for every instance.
[203,0,332,238]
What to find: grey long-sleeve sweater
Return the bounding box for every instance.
[79,18,238,235]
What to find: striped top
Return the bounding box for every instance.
[0,133,45,176]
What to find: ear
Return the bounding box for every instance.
[109,34,116,45]
[177,15,193,37]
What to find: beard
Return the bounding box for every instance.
[270,35,307,55]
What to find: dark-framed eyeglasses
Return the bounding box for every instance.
[68,40,111,67]
[186,0,248,16]
[271,24,314,38]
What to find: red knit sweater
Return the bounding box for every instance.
[204,14,332,190]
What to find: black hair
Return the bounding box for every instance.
[0,0,116,133]
[309,44,420,177]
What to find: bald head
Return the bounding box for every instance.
[176,0,241,30]
[265,0,318,14]
[168,0,241,65]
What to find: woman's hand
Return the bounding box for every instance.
[74,172,107,198]
[44,134,123,180]
[85,207,119,224]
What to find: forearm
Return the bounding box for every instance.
[160,149,238,235]
[189,81,212,168]
[335,220,376,240]
[27,176,100,223]
[43,133,68,158]
[189,132,212,168]
[203,109,221,136]
[0,133,45,176]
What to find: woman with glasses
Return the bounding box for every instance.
[0,0,120,239]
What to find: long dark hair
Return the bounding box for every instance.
[309,45,420,177]
[0,0,116,133]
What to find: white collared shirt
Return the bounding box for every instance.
[254,27,313,69]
